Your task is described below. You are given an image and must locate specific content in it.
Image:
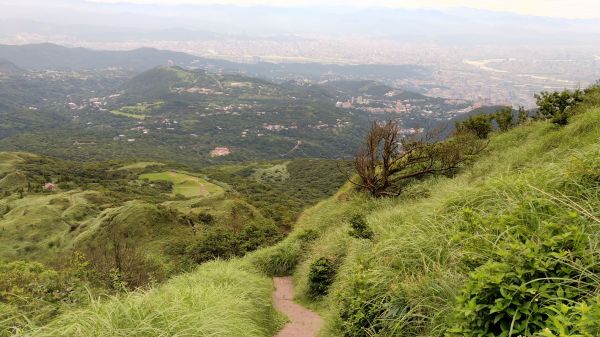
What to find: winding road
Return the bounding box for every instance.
[273,277,323,337]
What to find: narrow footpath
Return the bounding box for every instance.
[273,277,323,337]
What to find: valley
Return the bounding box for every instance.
[0,45,492,166]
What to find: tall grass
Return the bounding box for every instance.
[278,108,600,336]
[19,260,281,337]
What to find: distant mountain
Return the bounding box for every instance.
[0,59,23,76]
[0,43,199,71]
[0,43,430,81]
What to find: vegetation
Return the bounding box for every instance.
[257,86,600,337]
[204,159,351,225]
[140,171,223,198]
[348,214,373,240]
[455,113,493,139]
[308,257,337,298]
[2,64,600,337]
[535,89,584,125]
[20,260,283,337]
[352,121,486,197]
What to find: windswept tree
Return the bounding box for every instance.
[352,121,487,197]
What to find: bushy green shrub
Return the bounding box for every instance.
[494,107,515,132]
[0,261,86,335]
[535,89,584,125]
[348,215,374,240]
[456,114,493,139]
[184,221,282,265]
[308,257,336,298]
[535,300,600,337]
[447,224,598,337]
[196,212,215,225]
[185,228,239,264]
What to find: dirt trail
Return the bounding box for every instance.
[273,277,323,337]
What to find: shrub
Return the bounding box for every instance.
[0,261,86,334]
[447,224,598,337]
[494,107,514,132]
[456,114,493,139]
[185,228,239,264]
[238,221,282,253]
[308,257,337,298]
[348,215,374,240]
[535,300,600,337]
[196,212,215,225]
[535,89,584,125]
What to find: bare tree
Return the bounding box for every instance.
[351,120,487,197]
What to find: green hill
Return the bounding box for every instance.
[10,88,599,336]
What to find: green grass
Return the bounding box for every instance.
[140,171,224,198]
[110,110,146,120]
[0,190,103,261]
[20,260,284,337]
[244,107,600,336]
[290,109,600,336]
[0,152,34,175]
[110,102,164,120]
[117,162,165,170]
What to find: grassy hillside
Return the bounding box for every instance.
[21,260,283,337]
[279,93,600,336]
[0,155,348,334]
[140,171,224,198]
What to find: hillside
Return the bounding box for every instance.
[0,44,199,72]
[0,61,482,165]
[0,153,353,335]
[0,43,430,82]
[0,66,372,164]
[7,86,599,336]
[0,60,22,76]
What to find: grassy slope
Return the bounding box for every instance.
[285,105,600,336]
[0,165,242,265]
[140,171,224,198]
[15,103,600,336]
[23,260,283,337]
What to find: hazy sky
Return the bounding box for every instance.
[86,0,600,19]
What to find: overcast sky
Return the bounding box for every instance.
[82,0,600,19]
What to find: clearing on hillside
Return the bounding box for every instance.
[140,171,223,198]
[118,162,165,170]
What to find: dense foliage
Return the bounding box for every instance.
[535,89,584,125]
[205,159,351,225]
[308,257,337,298]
